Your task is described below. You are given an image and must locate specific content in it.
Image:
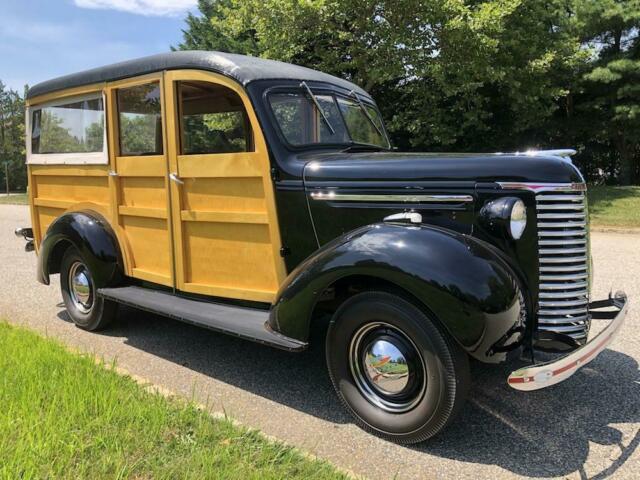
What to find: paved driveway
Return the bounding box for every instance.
[1,204,638,479]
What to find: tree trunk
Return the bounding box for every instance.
[615,133,636,185]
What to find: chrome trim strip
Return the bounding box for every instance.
[538,315,590,324]
[538,238,586,246]
[309,192,474,203]
[540,280,588,288]
[539,247,587,255]
[537,213,586,220]
[498,182,587,193]
[539,255,588,264]
[538,230,586,237]
[536,194,585,202]
[539,289,589,298]
[540,265,588,272]
[538,307,588,315]
[536,204,585,210]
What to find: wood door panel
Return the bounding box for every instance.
[120,215,172,278]
[183,221,278,291]
[180,177,266,212]
[119,177,167,208]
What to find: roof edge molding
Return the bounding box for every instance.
[27,50,368,100]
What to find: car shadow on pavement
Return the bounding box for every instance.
[57,307,640,478]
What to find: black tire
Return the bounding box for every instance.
[60,247,117,331]
[325,291,469,444]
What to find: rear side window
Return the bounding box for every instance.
[117,83,163,156]
[178,81,253,155]
[31,96,104,154]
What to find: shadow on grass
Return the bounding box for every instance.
[57,306,640,478]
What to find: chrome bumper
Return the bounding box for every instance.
[508,292,628,391]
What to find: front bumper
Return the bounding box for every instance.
[508,292,628,391]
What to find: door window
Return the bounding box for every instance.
[117,83,163,156]
[178,81,253,155]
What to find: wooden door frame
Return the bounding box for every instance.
[163,69,287,303]
[105,72,176,287]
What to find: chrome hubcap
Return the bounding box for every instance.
[349,322,426,413]
[68,262,93,314]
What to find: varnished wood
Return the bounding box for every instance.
[163,69,286,302]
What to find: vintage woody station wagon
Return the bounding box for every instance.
[16,51,628,443]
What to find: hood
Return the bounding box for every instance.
[302,151,584,185]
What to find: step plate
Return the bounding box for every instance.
[98,286,306,352]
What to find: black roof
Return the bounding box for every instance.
[27,50,369,100]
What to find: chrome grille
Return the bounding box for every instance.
[536,187,590,341]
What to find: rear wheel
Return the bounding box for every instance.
[60,247,117,331]
[325,291,469,443]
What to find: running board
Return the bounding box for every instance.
[97,286,307,352]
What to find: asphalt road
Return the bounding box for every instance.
[1,204,638,479]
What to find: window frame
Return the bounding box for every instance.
[176,80,255,156]
[264,86,391,151]
[26,92,108,165]
[116,81,165,157]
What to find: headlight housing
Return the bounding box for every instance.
[480,197,528,240]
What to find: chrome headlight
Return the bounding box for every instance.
[509,199,527,240]
[480,197,528,240]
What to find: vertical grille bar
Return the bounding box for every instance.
[536,186,590,341]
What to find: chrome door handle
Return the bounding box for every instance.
[108,170,118,177]
[169,172,184,185]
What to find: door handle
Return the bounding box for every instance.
[108,170,118,177]
[169,172,184,185]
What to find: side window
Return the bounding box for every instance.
[117,83,163,156]
[31,95,104,154]
[178,81,253,155]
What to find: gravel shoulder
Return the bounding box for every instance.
[1,204,638,480]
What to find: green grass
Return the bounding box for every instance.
[587,186,640,229]
[0,322,346,480]
[0,193,28,205]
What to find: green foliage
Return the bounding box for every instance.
[0,81,26,191]
[0,322,346,479]
[176,0,640,184]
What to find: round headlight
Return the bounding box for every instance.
[509,199,527,240]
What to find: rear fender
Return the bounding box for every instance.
[269,223,524,363]
[37,210,124,288]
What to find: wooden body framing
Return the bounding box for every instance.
[26,70,286,304]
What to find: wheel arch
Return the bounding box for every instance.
[269,223,525,363]
[37,210,125,288]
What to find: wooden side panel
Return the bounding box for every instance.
[30,165,111,244]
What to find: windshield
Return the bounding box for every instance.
[268,91,390,149]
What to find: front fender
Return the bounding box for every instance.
[37,210,124,287]
[269,223,524,363]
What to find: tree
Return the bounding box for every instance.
[571,0,640,184]
[175,0,584,153]
[0,81,26,192]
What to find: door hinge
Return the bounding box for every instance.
[271,167,280,182]
[280,246,291,257]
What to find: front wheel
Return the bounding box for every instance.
[60,247,118,331]
[325,291,469,444]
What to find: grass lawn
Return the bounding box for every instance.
[0,193,28,205]
[0,322,346,480]
[587,186,640,229]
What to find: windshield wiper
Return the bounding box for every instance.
[348,90,384,139]
[300,81,335,135]
[341,143,384,153]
